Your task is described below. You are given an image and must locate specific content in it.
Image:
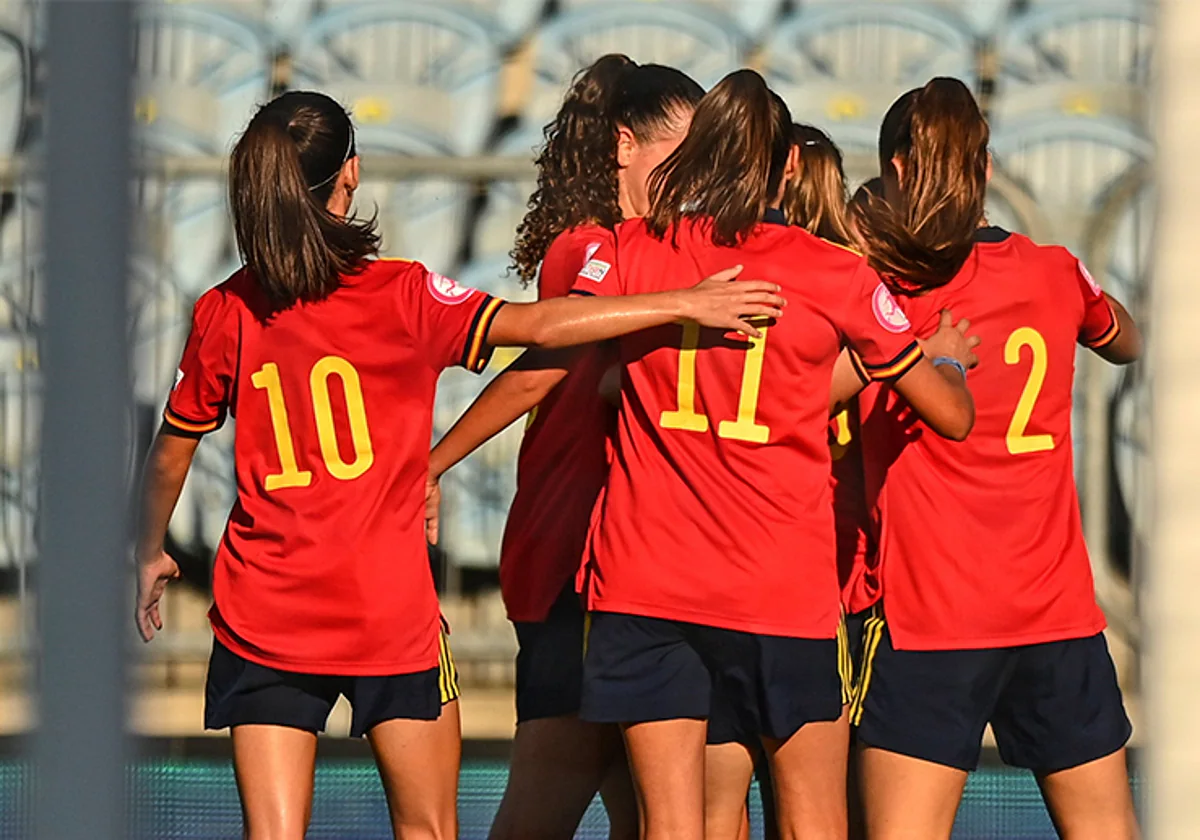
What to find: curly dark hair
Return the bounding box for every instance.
[510,55,704,285]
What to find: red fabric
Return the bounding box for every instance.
[829,403,877,613]
[570,218,921,638]
[860,232,1118,650]
[167,260,501,675]
[499,225,619,622]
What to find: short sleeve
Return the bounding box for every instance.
[569,238,622,298]
[1074,259,1120,349]
[540,228,614,300]
[398,264,506,373]
[165,290,236,435]
[839,263,924,381]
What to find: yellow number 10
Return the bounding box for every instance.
[659,323,771,444]
[251,356,376,491]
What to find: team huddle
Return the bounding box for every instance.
[133,53,1142,840]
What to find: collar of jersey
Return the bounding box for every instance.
[762,207,787,226]
[973,226,1012,243]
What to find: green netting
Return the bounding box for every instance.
[0,758,1141,839]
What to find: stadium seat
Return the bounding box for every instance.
[293,1,503,156]
[132,3,273,153]
[523,2,744,133]
[762,4,975,143]
[558,0,784,39]
[993,1,1153,127]
[990,115,1152,251]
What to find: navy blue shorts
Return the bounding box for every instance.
[581,611,845,743]
[204,634,459,738]
[513,584,587,723]
[852,611,1131,772]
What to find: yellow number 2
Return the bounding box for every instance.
[252,356,376,490]
[659,324,771,443]
[1003,327,1055,455]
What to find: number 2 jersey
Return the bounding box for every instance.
[860,227,1120,650]
[571,217,924,639]
[166,260,503,675]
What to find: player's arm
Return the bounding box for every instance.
[134,426,199,642]
[1090,293,1142,365]
[830,348,869,415]
[890,311,979,441]
[486,266,784,348]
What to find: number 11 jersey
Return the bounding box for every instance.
[571,218,922,639]
[166,260,503,675]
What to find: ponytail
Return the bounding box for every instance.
[511,55,703,285]
[646,69,792,247]
[230,91,379,309]
[781,124,854,246]
[852,78,988,293]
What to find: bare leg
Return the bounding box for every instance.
[368,700,462,840]
[489,714,626,840]
[600,738,640,840]
[764,709,851,840]
[623,718,708,840]
[1037,748,1139,840]
[858,745,966,840]
[231,724,318,840]
[704,741,755,840]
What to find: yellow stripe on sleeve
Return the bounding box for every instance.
[464,297,505,372]
[866,343,923,381]
[163,407,219,434]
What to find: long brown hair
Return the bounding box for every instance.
[229,91,379,308]
[646,69,792,247]
[782,124,854,246]
[511,55,704,284]
[852,77,988,293]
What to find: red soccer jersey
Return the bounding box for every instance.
[499,225,619,623]
[829,403,877,614]
[166,259,504,675]
[571,218,923,639]
[860,228,1119,650]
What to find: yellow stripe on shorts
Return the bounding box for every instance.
[438,630,460,705]
[849,605,886,727]
[836,615,854,706]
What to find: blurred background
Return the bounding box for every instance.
[0,0,1155,837]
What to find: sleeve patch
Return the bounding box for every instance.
[578,259,611,284]
[426,271,479,306]
[872,283,911,333]
[583,241,602,263]
[173,368,184,390]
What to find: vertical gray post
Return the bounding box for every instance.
[35,3,133,840]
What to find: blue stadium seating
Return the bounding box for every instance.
[559,0,784,39]
[763,3,975,145]
[524,2,744,133]
[293,1,503,156]
[132,3,272,154]
[993,1,1153,126]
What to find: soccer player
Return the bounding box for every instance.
[847,78,1143,840]
[132,90,786,840]
[569,70,977,840]
[705,122,862,840]
[478,54,702,840]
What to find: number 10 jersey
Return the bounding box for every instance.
[166,260,503,675]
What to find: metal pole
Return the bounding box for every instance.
[1149,0,1200,836]
[35,3,133,840]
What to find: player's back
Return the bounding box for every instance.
[168,258,502,674]
[573,217,921,639]
[862,228,1117,650]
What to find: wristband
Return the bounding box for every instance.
[931,356,967,379]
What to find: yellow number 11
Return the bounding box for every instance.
[659,322,771,444]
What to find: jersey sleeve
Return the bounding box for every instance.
[398,264,506,373]
[165,289,236,435]
[1074,258,1121,349]
[540,229,615,300]
[569,237,623,298]
[839,263,924,381]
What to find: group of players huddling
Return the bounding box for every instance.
[134,53,1143,840]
